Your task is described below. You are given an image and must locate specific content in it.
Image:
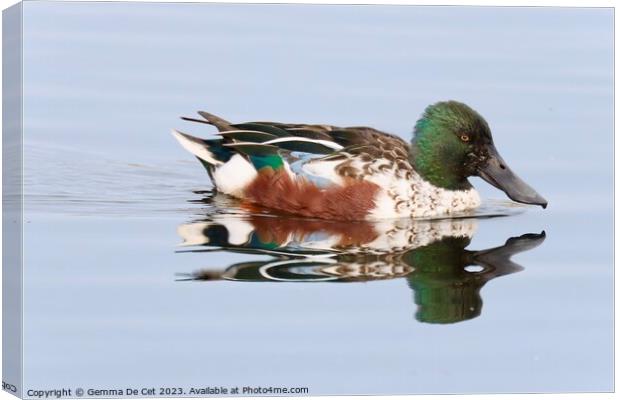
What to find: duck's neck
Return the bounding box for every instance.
[410,142,472,191]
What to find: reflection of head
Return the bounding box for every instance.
[403,236,483,324]
[414,284,482,324]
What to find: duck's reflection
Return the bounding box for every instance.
[176,213,545,324]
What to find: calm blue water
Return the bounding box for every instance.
[20,2,612,395]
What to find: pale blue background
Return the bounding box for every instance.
[20,2,612,395]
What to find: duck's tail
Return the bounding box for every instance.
[171,129,232,168]
[172,110,345,199]
[172,129,260,197]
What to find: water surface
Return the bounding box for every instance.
[20,2,612,395]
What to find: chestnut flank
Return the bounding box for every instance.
[244,169,380,221]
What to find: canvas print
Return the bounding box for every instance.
[2,1,614,397]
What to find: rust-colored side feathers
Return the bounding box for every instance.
[244,169,380,221]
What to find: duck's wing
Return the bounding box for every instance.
[253,122,411,155]
[228,119,413,183]
[182,112,410,160]
[176,112,414,197]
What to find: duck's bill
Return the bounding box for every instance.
[477,145,548,209]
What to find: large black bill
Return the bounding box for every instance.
[478,145,548,208]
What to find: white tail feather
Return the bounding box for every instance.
[171,129,224,166]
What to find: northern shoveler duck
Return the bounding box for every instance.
[173,101,547,220]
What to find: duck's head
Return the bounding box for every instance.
[411,101,547,208]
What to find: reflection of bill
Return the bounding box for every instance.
[176,215,545,324]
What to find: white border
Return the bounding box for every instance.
[0,2,615,400]
[0,0,615,5]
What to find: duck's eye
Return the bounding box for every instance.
[460,134,470,142]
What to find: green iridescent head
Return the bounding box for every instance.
[411,101,547,208]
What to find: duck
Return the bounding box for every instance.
[172,101,547,220]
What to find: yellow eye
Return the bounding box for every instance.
[460,134,470,142]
